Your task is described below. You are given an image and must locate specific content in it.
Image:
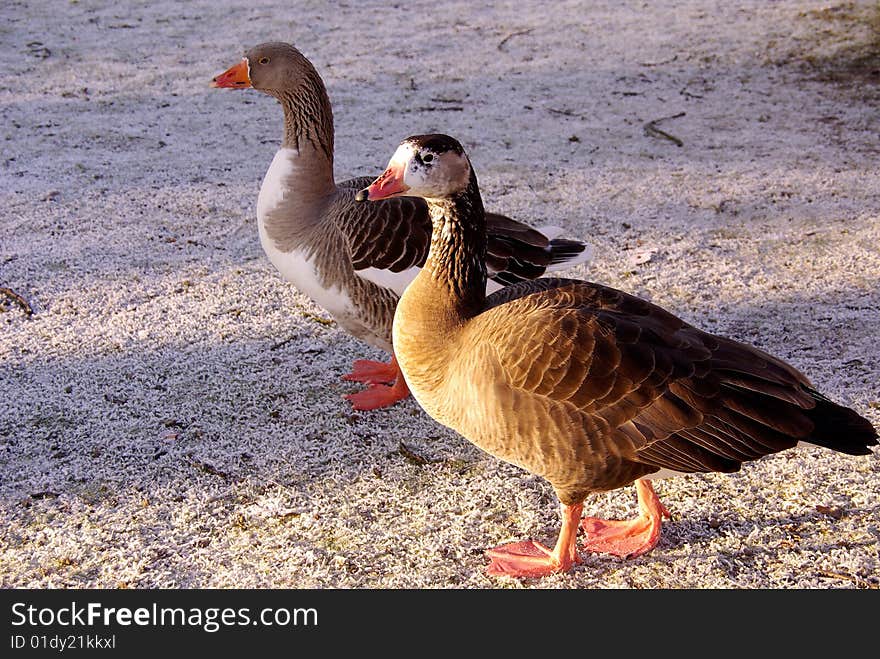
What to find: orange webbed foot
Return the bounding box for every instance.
[486,540,578,577]
[484,502,583,578]
[342,354,411,410]
[579,516,663,557]
[343,380,410,410]
[580,479,671,558]
[342,359,399,385]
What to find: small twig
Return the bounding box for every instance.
[30,491,59,499]
[188,456,231,480]
[416,106,464,112]
[680,87,704,99]
[276,509,307,520]
[0,287,33,316]
[817,569,879,589]
[398,442,429,466]
[185,238,222,250]
[498,28,534,52]
[430,97,464,104]
[548,107,585,118]
[270,336,297,351]
[302,312,335,326]
[644,111,686,147]
[396,441,445,466]
[639,54,678,67]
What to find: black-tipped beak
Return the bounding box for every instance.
[355,188,369,203]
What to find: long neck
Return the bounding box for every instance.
[392,171,488,415]
[269,59,335,191]
[422,171,488,317]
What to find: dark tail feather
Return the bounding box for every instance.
[548,238,589,266]
[484,215,591,286]
[803,388,878,456]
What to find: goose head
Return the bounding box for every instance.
[211,42,312,94]
[356,134,472,202]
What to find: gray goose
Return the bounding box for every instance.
[211,43,590,410]
[356,134,878,577]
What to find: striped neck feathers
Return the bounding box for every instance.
[268,59,335,164]
[423,171,488,312]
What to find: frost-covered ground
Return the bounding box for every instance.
[1,0,878,588]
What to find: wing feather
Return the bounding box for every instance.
[334,179,588,290]
[467,277,854,484]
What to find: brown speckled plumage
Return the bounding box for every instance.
[217,43,590,354]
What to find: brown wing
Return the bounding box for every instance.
[336,178,587,284]
[337,177,432,273]
[480,277,712,426]
[477,278,874,493]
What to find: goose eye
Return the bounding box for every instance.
[258,57,270,65]
[421,153,434,163]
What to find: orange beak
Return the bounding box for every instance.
[355,162,410,201]
[210,58,251,88]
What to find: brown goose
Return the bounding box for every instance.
[210,43,590,410]
[356,133,878,577]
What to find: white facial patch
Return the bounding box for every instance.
[389,141,417,170]
[382,142,418,189]
[386,140,471,199]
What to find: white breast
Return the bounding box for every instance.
[257,148,357,322]
[257,147,296,222]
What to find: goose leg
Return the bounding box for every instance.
[486,502,583,577]
[579,478,671,558]
[343,354,411,410]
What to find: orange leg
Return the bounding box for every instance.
[343,354,411,410]
[580,478,671,558]
[486,502,583,577]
